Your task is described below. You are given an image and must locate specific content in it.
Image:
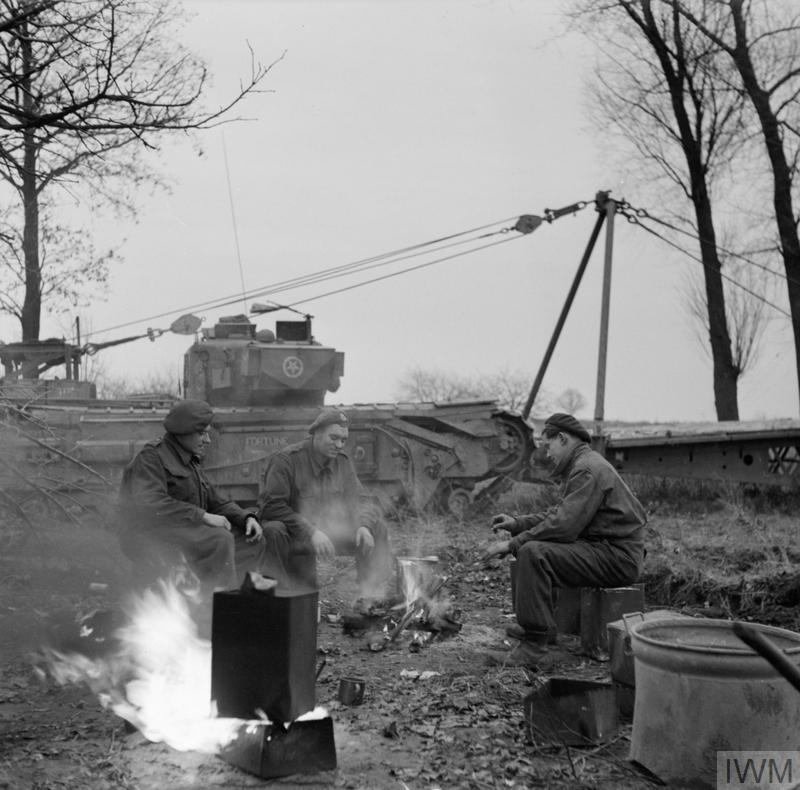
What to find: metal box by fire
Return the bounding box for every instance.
[211,588,318,722]
[524,677,618,747]
[607,609,689,717]
[607,609,688,686]
[219,717,336,779]
[580,584,645,660]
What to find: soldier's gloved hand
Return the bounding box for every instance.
[311,529,335,560]
[203,513,231,531]
[245,517,263,543]
[490,513,516,534]
[355,526,375,556]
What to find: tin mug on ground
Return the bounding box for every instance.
[338,677,365,705]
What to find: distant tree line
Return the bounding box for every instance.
[395,366,587,417]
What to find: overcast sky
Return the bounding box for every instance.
[6,0,795,422]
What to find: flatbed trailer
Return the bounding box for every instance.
[597,419,800,488]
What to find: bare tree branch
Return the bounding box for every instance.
[670,0,800,412]
[570,0,748,419]
[0,0,278,344]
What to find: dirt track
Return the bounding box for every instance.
[1,493,797,789]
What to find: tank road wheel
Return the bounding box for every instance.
[492,417,533,476]
[436,484,472,520]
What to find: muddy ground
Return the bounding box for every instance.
[1,484,798,790]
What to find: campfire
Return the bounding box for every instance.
[36,575,337,779]
[342,556,462,651]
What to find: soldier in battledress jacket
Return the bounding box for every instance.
[257,408,391,598]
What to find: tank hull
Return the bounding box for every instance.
[0,318,533,520]
[0,398,533,517]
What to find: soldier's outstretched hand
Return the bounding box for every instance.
[490,513,516,533]
[355,526,375,555]
[480,539,511,564]
[245,516,264,543]
[312,529,336,560]
[203,513,232,531]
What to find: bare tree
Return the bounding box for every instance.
[0,197,115,326]
[482,367,536,413]
[93,366,181,399]
[395,366,577,415]
[556,387,588,415]
[682,233,775,376]
[672,0,800,414]
[395,367,479,403]
[570,0,749,419]
[0,0,275,347]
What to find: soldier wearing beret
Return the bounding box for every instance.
[257,407,391,599]
[482,412,646,669]
[119,399,269,596]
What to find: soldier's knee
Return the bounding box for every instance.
[212,528,236,556]
[518,541,568,572]
[517,540,548,562]
[260,520,292,550]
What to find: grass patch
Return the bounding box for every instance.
[627,474,800,516]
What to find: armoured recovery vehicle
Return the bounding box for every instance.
[0,313,534,519]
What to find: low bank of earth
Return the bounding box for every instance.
[0,491,797,790]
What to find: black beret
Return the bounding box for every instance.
[307,408,349,435]
[164,400,213,435]
[544,413,591,443]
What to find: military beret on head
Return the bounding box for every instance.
[163,400,213,435]
[307,408,349,435]
[544,412,591,443]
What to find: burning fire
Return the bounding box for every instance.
[398,556,449,617]
[367,556,456,652]
[38,581,325,754]
[398,556,437,609]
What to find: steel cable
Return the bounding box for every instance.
[287,233,524,309]
[622,204,798,288]
[621,208,792,319]
[87,216,523,337]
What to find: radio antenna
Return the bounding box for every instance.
[222,131,248,312]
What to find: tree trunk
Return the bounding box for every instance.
[20,24,41,346]
[639,0,740,419]
[728,0,800,414]
[20,132,41,344]
[693,181,740,419]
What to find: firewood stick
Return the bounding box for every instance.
[384,604,422,646]
[425,574,448,599]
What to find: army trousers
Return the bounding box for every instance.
[120,522,269,595]
[513,538,643,640]
[259,519,392,598]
